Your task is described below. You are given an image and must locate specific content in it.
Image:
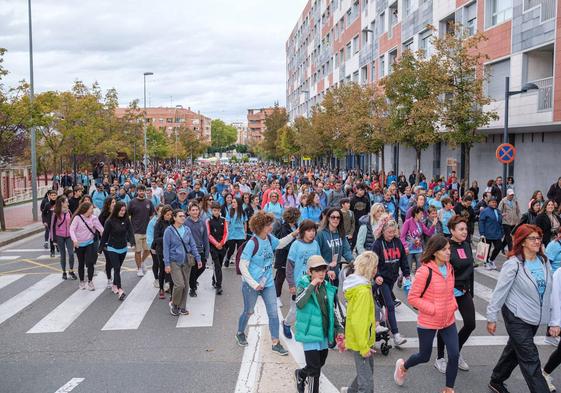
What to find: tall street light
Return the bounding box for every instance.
[502,77,538,195]
[28,0,38,221]
[174,104,182,165]
[143,72,154,170]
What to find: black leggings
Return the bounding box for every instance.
[156,253,171,291]
[189,255,207,289]
[274,267,286,298]
[103,250,112,280]
[437,293,476,358]
[545,340,561,374]
[224,239,244,267]
[151,251,159,280]
[485,238,503,262]
[210,248,226,288]
[76,243,98,282]
[107,251,126,289]
[299,349,328,393]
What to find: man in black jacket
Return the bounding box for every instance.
[547,177,561,206]
[42,190,57,257]
[454,195,476,243]
[350,184,371,249]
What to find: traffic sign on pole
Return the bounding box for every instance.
[496,143,516,164]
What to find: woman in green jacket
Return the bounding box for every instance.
[341,251,379,393]
[294,255,344,393]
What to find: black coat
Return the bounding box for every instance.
[449,239,474,295]
[273,222,296,269]
[547,183,561,206]
[372,237,409,285]
[153,219,171,257]
[536,213,561,246]
[99,216,134,251]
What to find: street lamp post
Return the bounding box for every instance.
[502,77,539,195]
[174,105,182,165]
[143,72,154,171]
[28,0,38,221]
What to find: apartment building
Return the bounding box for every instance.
[286,0,560,201]
[231,121,249,145]
[115,106,212,142]
[247,108,276,142]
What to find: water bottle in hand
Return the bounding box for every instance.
[403,278,412,295]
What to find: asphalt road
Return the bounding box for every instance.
[0,233,559,393]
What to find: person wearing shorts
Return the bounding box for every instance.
[128,185,155,277]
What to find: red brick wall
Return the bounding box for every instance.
[379,23,402,55]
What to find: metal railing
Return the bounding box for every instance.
[4,185,51,205]
[532,77,553,111]
[359,45,374,67]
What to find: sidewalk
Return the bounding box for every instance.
[0,201,44,248]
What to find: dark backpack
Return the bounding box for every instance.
[235,235,273,275]
[411,266,433,311]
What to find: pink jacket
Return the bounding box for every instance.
[408,261,457,330]
[50,211,71,240]
[400,217,435,253]
[69,214,104,244]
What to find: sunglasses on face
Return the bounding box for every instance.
[329,215,341,220]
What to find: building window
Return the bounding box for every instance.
[353,70,359,82]
[403,38,413,52]
[389,49,398,73]
[379,55,386,77]
[404,0,412,16]
[485,58,510,100]
[346,42,352,60]
[371,62,376,81]
[389,3,398,26]
[361,65,368,84]
[464,2,477,35]
[486,0,512,28]
[353,35,360,54]
[419,30,433,57]
[379,12,386,33]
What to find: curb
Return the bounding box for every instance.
[0,224,44,248]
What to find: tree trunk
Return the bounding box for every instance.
[380,148,385,175]
[0,188,5,231]
[415,148,422,177]
[464,145,471,191]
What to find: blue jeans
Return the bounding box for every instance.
[374,282,398,334]
[237,282,279,340]
[405,323,459,388]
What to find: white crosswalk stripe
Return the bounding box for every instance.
[0,274,25,290]
[27,274,108,333]
[177,269,216,328]
[102,271,159,331]
[0,274,63,325]
[0,255,20,261]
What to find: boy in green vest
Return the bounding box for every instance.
[294,255,344,393]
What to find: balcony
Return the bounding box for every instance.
[533,77,553,111]
[359,45,374,67]
[524,44,554,111]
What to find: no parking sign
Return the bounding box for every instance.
[496,143,516,164]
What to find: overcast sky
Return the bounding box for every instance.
[0,0,307,123]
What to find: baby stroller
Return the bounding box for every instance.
[373,286,392,356]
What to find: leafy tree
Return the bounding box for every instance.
[262,103,288,159]
[146,125,170,160]
[211,119,237,148]
[276,124,299,159]
[433,24,498,185]
[178,126,209,162]
[382,48,448,174]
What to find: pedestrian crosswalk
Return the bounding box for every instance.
[0,265,549,343]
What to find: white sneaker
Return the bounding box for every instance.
[543,370,556,392]
[79,281,86,290]
[111,284,119,294]
[376,325,389,334]
[106,279,112,289]
[141,264,146,273]
[393,333,407,346]
[277,297,283,307]
[137,269,144,277]
[340,388,349,393]
[153,279,159,288]
[458,354,469,371]
[489,261,498,270]
[484,262,493,270]
[544,336,560,346]
[164,282,170,292]
[87,281,95,291]
[434,357,447,374]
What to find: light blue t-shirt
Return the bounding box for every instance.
[546,240,561,273]
[526,257,546,300]
[301,206,322,223]
[440,209,455,235]
[226,212,247,240]
[242,235,280,288]
[107,246,128,254]
[176,225,186,238]
[439,264,447,278]
[264,202,284,221]
[429,199,443,210]
[287,239,321,286]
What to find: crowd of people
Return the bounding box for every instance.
[39,161,561,393]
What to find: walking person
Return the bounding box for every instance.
[486,224,552,393]
[224,197,247,268]
[98,201,135,300]
[372,219,410,347]
[235,211,296,355]
[400,206,437,275]
[50,196,76,280]
[163,209,202,316]
[273,207,301,307]
[69,202,104,290]
[185,202,210,297]
[394,234,459,393]
[499,189,521,253]
[207,202,228,295]
[341,251,379,393]
[479,196,504,270]
[536,200,561,246]
[98,197,116,287]
[542,258,561,391]
[350,184,371,250]
[355,203,385,255]
[293,255,344,393]
[128,184,155,277]
[147,204,163,288]
[434,216,476,374]
[283,219,321,339]
[42,190,58,257]
[152,205,173,299]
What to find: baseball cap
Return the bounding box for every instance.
[307,255,328,270]
[507,189,515,196]
[178,188,188,194]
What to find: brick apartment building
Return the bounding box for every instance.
[115,106,212,142]
[286,0,560,202]
[247,108,277,142]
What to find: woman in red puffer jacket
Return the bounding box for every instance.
[393,234,459,393]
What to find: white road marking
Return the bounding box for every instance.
[397,335,548,348]
[4,249,44,252]
[393,302,419,322]
[27,274,108,333]
[177,269,215,328]
[474,281,494,303]
[476,268,500,280]
[54,378,84,393]
[102,271,158,330]
[0,274,24,289]
[0,274,63,325]
[0,255,20,261]
[37,254,56,260]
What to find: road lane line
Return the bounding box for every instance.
[27,273,107,333]
[0,256,20,261]
[0,274,24,290]
[0,274,63,325]
[476,268,500,280]
[20,258,61,272]
[102,271,158,330]
[177,269,215,328]
[4,249,44,252]
[394,301,419,322]
[234,325,262,393]
[54,378,84,393]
